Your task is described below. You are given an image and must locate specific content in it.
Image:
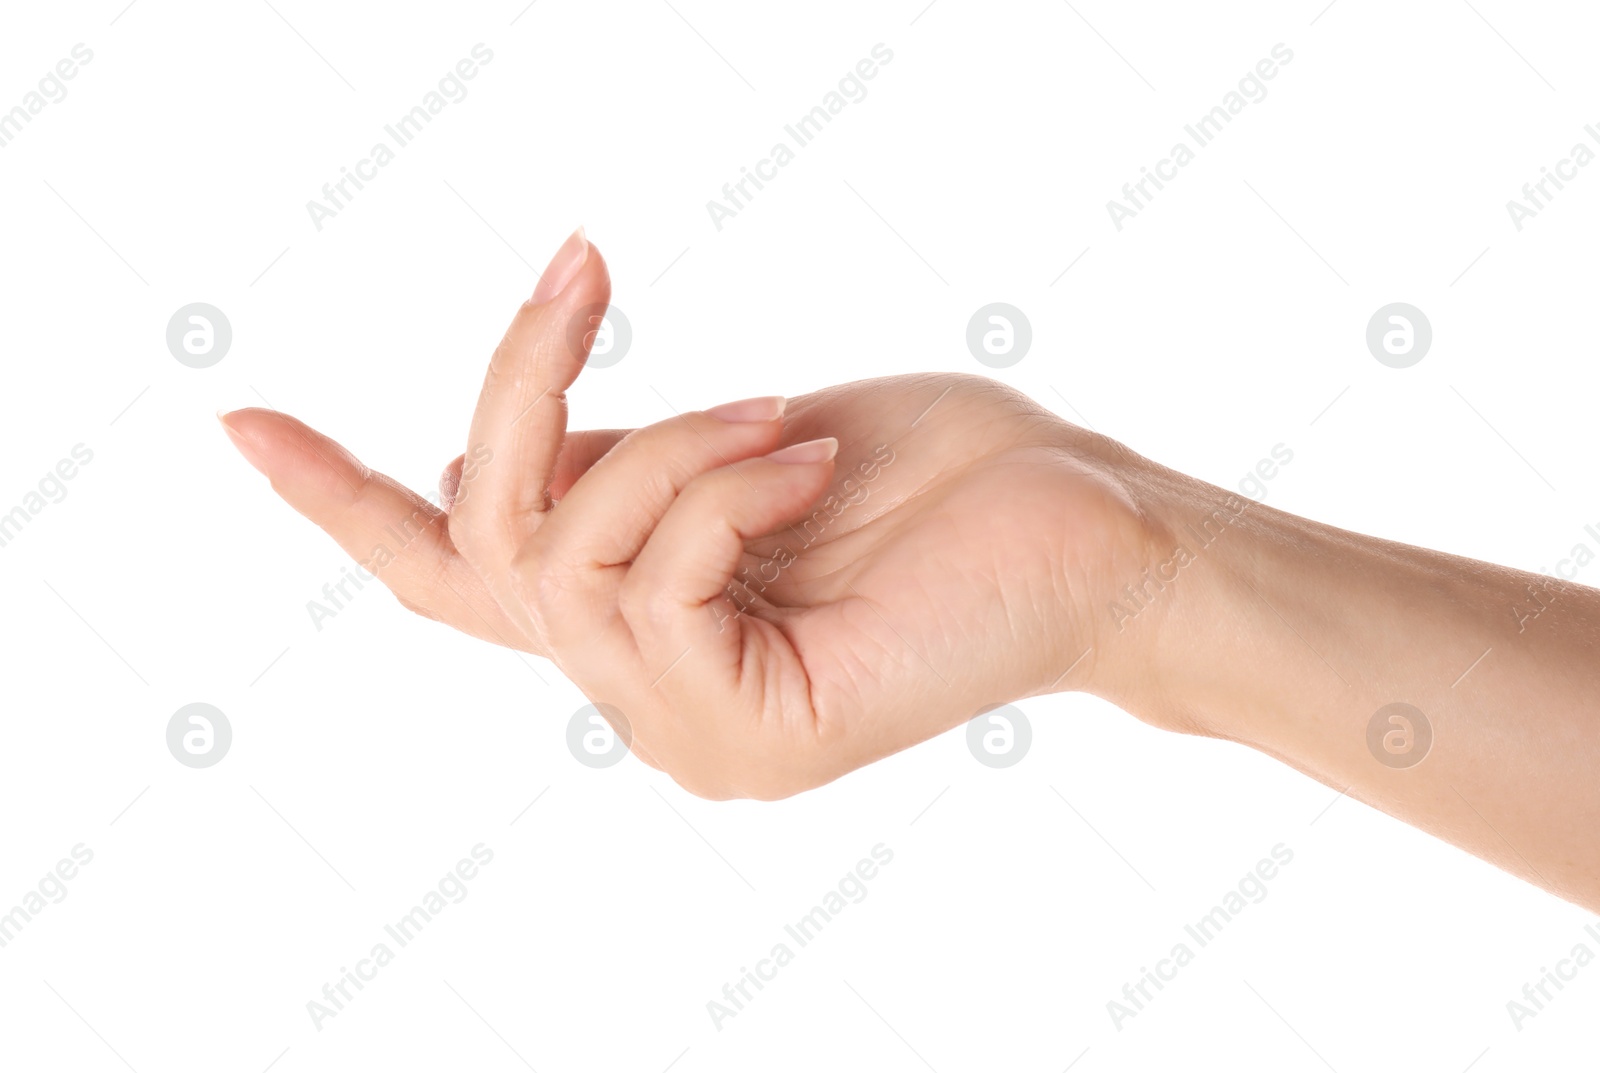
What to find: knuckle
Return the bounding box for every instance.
[505,542,578,649]
[532,565,583,620]
[678,468,733,514]
[447,511,488,563]
[616,425,713,487]
[508,538,546,604]
[618,573,671,631]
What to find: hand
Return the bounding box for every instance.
[219,231,1163,798]
[219,231,1600,910]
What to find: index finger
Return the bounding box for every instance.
[448,229,611,583]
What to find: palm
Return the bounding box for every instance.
[661,374,1151,789]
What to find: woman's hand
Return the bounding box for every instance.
[221,230,1600,910]
[219,231,1165,798]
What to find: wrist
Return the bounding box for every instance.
[1089,465,1448,748]
[1070,456,1302,740]
[1023,427,1243,718]
[1024,421,1352,742]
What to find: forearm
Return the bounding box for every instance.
[1093,464,1600,910]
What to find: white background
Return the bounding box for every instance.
[1,0,1597,1069]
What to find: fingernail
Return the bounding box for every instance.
[706,395,787,423]
[217,410,271,478]
[767,437,838,464]
[529,227,588,304]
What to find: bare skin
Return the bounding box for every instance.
[220,231,1600,913]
